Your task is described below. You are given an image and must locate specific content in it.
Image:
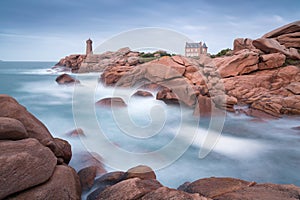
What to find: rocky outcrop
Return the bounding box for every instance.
[233,38,256,52]
[0,95,81,199]
[262,20,300,49]
[133,90,153,97]
[252,38,300,59]
[78,48,141,73]
[55,73,80,85]
[55,54,86,72]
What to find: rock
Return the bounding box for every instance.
[253,38,300,59]
[276,32,300,49]
[65,128,85,137]
[184,177,252,199]
[292,126,300,131]
[123,165,156,180]
[88,171,125,200]
[70,152,107,175]
[286,82,300,94]
[262,20,300,39]
[193,95,213,117]
[78,166,98,191]
[177,182,191,191]
[95,97,127,107]
[133,90,153,97]
[52,138,72,164]
[7,165,81,200]
[0,95,71,163]
[156,88,180,105]
[141,186,209,200]
[117,47,131,55]
[214,49,259,78]
[233,38,256,52]
[55,54,86,72]
[258,53,286,70]
[55,73,80,85]
[94,178,162,200]
[0,138,57,199]
[0,117,28,140]
[100,65,134,86]
[127,56,140,65]
[216,183,300,200]
[245,108,279,119]
[250,100,282,117]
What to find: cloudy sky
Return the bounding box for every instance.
[0,0,299,61]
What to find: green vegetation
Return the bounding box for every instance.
[284,58,300,67]
[139,50,175,63]
[210,48,232,58]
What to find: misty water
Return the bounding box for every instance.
[1,61,300,189]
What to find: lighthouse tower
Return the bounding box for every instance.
[86,38,93,55]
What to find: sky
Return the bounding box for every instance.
[0,0,299,61]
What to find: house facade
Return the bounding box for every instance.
[185,42,208,57]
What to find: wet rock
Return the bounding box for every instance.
[6,165,81,200]
[78,166,98,191]
[95,97,127,107]
[55,73,80,85]
[94,178,162,200]
[70,152,107,175]
[0,138,57,199]
[88,171,125,200]
[0,117,28,140]
[123,165,156,180]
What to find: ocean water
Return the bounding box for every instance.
[1,61,300,189]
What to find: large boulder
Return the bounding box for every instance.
[6,165,81,200]
[0,138,57,199]
[0,95,71,163]
[253,38,300,59]
[258,53,286,70]
[123,165,156,180]
[214,49,259,78]
[213,183,300,200]
[94,178,162,200]
[78,166,98,191]
[184,177,252,199]
[55,73,80,85]
[0,117,28,140]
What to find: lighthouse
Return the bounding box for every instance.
[86,38,93,55]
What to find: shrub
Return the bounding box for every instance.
[210,48,232,58]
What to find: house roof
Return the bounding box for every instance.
[202,42,207,48]
[185,42,201,48]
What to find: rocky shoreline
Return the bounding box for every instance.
[1,95,300,200]
[55,21,300,119]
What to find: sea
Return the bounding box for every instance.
[1,61,300,189]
